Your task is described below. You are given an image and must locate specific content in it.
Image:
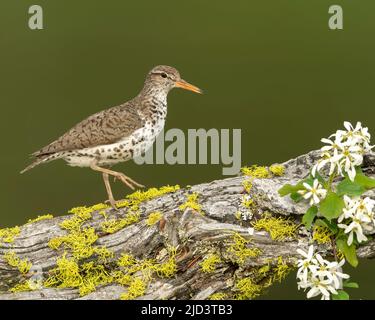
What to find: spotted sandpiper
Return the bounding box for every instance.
[21,65,202,209]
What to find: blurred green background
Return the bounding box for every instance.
[1,0,374,299]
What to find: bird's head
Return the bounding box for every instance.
[146,65,202,94]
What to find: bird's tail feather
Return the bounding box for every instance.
[20,154,57,174]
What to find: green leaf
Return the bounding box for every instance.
[278,177,314,197]
[315,218,338,234]
[302,206,318,230]
[336,238,358,267]
[343,281,359,289]
[278,183,304,197]
[290,192,303,202]
[319,192,345,220]
[332,290,350,300]
[355,168,375,189]
[337,178,366,197]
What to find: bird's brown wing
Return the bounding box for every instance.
[33,101,144,157]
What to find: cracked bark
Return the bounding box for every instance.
[0,150,374,300]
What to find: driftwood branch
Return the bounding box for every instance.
[0,150,374,300]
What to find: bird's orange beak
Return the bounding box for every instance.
[175,79,203,94]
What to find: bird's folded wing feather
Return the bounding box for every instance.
[32,102,144,157]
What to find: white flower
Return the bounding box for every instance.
[312,152,340,177]
[314,121,372,181]
[296,245,318,283]
[338,195,358,223]
[356,197,375,223]
[338,196,375,245]
[306,277,338,300]
[298,179,327,205]
[296,245,350,300]
[333,121,372,151]
[331,144,363,181]
[326,259,350,289]
[339,219,368,246]
[315,254,349,289]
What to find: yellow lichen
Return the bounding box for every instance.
[48,227,99,260]
[117,253,137,268]
[153,257,177,278]
[242,196,254,208]
[4,251,32,275]
[146,212,163,226]
[257,264,271,278]
[101,212,140,234]
[241,165,271,179]
[252,213,298,241]
[200,254,222,273]
[269,164,285,176]
[179,192,203,214]
[127,185,180,203]
[10,279,41,293]
[44,254,112,296]
[242,180,253,193]
[227,233,261,265]
[235,277,262,300]
[27,214,54,224]
[9,185,181,297]
[153,246,177,278]
[313,226,332,244]
[235,211,242,220]
[100,185,179,233]
[209,292,228,300]
[0,226,20,244]
[120,278,146,300]
[271,256,291,283]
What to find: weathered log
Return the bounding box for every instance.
[0,150,374,300]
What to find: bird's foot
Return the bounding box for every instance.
[113,173,145,189]
[105,198,121,211]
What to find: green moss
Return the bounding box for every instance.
[269,164,285,176]
[227,233,261,265]
[179,192,203,214]
[252,213,298,241]
[313,225,332,244]
[0,226,20,244]
[27,214,54,224]
[200,254,222,273]
[209,292,228,300]
[146,212,163,226]
[4,251,32,275]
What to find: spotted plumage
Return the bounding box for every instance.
[21,65,202,209]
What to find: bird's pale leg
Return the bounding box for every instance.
[102,172,117,209]
[90,163,144,190]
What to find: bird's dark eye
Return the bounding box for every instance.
[161,73,168,78]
